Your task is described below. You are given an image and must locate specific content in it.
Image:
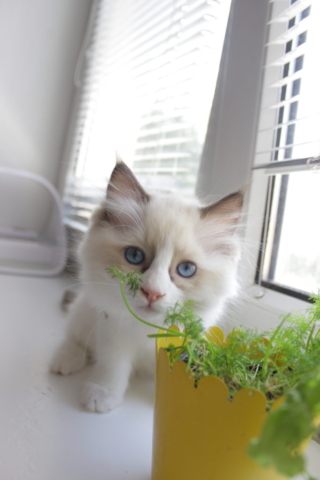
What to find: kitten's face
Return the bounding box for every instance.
[80,162,243,323]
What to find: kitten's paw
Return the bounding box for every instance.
[50,342,86,375]
[80,382,123,413]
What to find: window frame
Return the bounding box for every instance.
[240,167,310,327]
[196,0,313,326]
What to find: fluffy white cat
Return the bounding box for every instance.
[51,161,244,413]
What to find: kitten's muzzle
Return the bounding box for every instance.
[140,287,165,305]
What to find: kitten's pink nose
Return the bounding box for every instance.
[141,287,164,304]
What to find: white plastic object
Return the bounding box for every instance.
[0,167,67,276]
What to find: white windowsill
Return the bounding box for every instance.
[0,273,318,480]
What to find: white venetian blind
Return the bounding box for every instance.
[64,0,231,230]
[255,0,320,167]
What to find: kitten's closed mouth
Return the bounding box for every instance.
[141,304,156,311]
[138,303,161,313]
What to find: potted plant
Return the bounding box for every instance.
[109,267,320,480]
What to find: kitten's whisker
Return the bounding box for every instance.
[44,283,84,305]
[44,281,119,306]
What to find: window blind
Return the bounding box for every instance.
[253,0,320,299]
[255,0,320,168]
[63,0,231,230]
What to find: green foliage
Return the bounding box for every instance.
[164,301,205,339]
[248,368,320,478]
[162,307,320,406]
[107,266,143,297]
[108,266,320,479]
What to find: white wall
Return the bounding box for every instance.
[0,0,92,187]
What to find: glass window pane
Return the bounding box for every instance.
[262,171,320,295]
[254,0,320,300]
[291,79,301,97]
[285,40,293,53]
[75,0,232,197]
[294,55,304,72]
[283,62,290,78]
[286,124,295,144]
[278,106,284,124]
[289,101,298,121]
[300,6,311,20]
[288,17,296,29]
[297,31,307,46]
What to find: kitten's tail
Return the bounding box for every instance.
[61,290,77,312]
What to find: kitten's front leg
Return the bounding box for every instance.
[80,338,132,413]
[50,293,96,375]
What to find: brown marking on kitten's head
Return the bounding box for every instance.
[99,160,150,226]
[107,160,150,204]
[200,191,244,230]
[196,190,244,255]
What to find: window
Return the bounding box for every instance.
[250,0,320,302]
[297,31,307,46]
[288,16,296,28]
[259,170,320,298]
[291,78,301,96]
[288,101,298,120]
[63,0,320,311]
[64,0,232,230]
[294,55,304,72]
[283,62,290,78]
[285,40,292,53]
[300,6,311,19]
[280,84,287,101]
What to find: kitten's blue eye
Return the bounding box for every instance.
[176,262,197,278]
[124,247,145,265]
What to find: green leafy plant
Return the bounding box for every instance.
[108,267,320,479]
[248,367,320,479]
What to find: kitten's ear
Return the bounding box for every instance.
[98,159,149,227]
[106,160,150,204]
[198,190,244,252]
[200,191,244,234]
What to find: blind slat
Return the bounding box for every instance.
[254,0,320,165]
[64,0,232,227]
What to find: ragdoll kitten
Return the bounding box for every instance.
[51,161,244,413]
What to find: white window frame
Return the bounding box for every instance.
[196,0,311,329]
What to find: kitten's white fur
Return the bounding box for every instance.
[51,162,243,413]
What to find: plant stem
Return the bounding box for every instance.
[306,324,316,352]
[261,317,286,382]
[119,280,186,337]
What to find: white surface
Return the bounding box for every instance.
[0,274,153,480]
[0,273,319,480]
[0,167,67,276]
[0,0,91,186]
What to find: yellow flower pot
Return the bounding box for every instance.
[151,328,287,480]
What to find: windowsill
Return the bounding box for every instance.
[247,284,310,316]
[230,284,311,331]
[2,273,318,479]
[0,273,153,480]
